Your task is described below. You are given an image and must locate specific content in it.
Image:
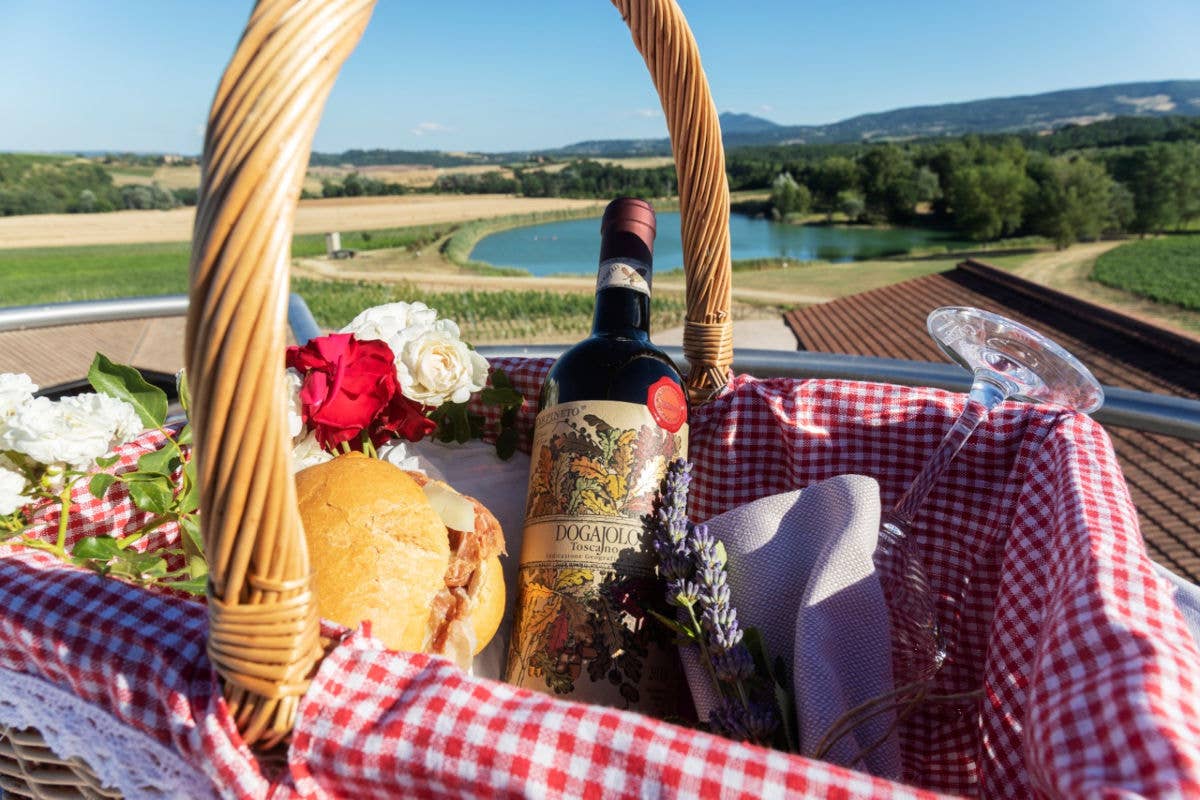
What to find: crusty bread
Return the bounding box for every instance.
[295,452,450,653]
[294,452,506,664]
[471,554,505,654]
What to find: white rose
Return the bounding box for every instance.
[0,373,37,425]
[0,463,31,516]
[376,439,423,473]
[83,393,145,447]
[396,320,489,407]
[291,432,333,473]
[340,302,439,353]
[1,393,142,470]
[284,368,305,440]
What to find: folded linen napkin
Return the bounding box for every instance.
[683,475,900,779]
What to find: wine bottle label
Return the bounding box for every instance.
[505,399,689,715]
[596,259,650,296]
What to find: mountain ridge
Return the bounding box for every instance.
[548,79,1200,157]
[296,80,1200,165]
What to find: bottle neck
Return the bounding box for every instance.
[592,286,651,338]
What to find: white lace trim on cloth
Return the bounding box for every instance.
[0,667,218,800]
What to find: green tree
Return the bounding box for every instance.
[859,144,919,223]
[946,161,1031,240]
[914,166,941,210]
[837,189,865,222]
[808,156,860,219]
[1026,155,1115,248]
[1108,181,1136,233]
[1106,142,1200,233]
[934,137,1032,240]
[341,172,364,197]
[768,172,811,219]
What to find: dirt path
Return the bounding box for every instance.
[1009,240,1124,285]
[1008,239,1200,337]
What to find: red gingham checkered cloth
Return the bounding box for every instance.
[3,357,1199,799]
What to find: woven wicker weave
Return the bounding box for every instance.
[0,725,121,799]
[0,0,730,794]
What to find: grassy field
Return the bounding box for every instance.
[0,224,451,306]
[0,241,191,305]
[107,164,202,189]
[291,223,453,258]
[1092,234,1200,311]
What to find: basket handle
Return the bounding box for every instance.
[186,0,732,747]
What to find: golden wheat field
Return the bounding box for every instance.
[0,194,604,249]
[306,163,516,190]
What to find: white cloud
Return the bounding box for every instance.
[411,121,451,136]
[630,108,661,119]
[758,104,774,114]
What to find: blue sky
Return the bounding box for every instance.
[2,0,1198,154]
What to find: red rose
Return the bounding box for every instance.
[286,333,399,449]
[375,392,437,444]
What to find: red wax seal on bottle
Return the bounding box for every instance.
[647,376,687,432]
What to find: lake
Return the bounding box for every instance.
[469,211,969,276]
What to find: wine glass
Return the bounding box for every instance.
[876,306,1104,687]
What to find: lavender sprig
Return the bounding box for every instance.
[645,458,791,750]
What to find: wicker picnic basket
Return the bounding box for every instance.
[1,0,734,793]
[5,0,1200,798]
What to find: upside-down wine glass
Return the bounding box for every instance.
[876,306,1105,687]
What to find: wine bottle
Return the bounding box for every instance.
[504,198,691,717]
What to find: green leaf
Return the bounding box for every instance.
[174,424,193,446]
[126,476,174,515]
[88,473,118,499]
[165,575,208,596]
[451,407,471,443]
[648,609,701,644]
[743,627,798,752]
[179,515,204,560]
[72,536,121,561]
[94,454,120,468]
[496,427,519,461]
[177,460,199,515]
[176,369,191,415]
[186,554,208,580]
[467,410,485,440]
[490,369,513,390]
[88,354,168,429]
[481,386,523,407]
[137,447,179,478]
[107,550,169,580]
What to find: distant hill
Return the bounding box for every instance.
[548,80,1200,157]
[298,80,1200,166]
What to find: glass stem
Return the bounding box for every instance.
[887,373,1010,530]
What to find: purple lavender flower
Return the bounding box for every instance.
[712,646,755,684]
[644,458,782,749]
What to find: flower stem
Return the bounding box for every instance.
[686,603,727,703]
[54,486,71,556]
[117,515,172,549]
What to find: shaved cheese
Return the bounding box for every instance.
[422,480,476,532]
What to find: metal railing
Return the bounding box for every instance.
[0,294,322,352]
[478,346,1200,442]
[3,296,1198,441]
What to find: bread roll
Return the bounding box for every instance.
[294,452,506,665]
